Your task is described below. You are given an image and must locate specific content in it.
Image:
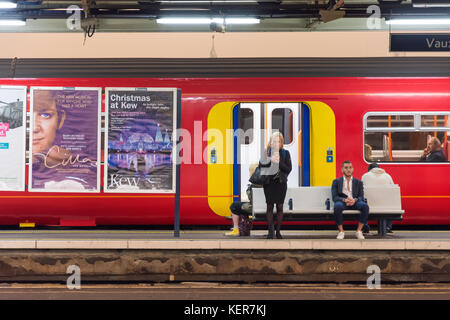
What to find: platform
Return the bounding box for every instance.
[0,230,449,284]
[0,230,449,250]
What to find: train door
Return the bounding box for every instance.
[234,102,308,202]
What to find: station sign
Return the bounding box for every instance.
[390,33,450,52]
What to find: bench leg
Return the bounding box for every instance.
[378,219,387,237]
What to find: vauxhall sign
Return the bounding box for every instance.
[390,33,450,52]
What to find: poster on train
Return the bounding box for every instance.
[104,88,177,193]
[29,87,101,192]
[0,86,27,191]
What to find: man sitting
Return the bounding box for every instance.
[331,160,369,240]
[362,163,395,233]
[225,163,262,236]
[420,137,446,162]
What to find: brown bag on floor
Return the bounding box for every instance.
[238,215,252,236]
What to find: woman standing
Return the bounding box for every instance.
[259,132,292,239]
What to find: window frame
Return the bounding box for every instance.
[271,106,295,146]
[238,106,255,145]
[363,111,450,164]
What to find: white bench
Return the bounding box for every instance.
[252,185,404,236]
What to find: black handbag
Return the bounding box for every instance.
[249,165,268,185]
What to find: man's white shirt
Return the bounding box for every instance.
[342,176,353,199]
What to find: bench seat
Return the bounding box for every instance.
[251,185,404,236]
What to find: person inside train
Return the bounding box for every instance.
[331,160,369,240]
[420,137,446,162]
[259,132,292,239]
[225,163,262,237]
[364,144,373,162]
[362,163,395,234]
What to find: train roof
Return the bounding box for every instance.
[1,57,450,78]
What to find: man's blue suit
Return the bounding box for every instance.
[331,177,369,226]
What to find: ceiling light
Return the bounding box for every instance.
[413,0,450,7]
[0,19,25,26]
[157,18,219,24]
[0,1,17,9]
[225,18,259,24]
[156,17,259,24]
[159,1,258,3]
[386,19,450,25]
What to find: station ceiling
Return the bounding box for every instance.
[0,0,449,32]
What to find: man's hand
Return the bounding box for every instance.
[421,146,431,158]
[344,198,356,206]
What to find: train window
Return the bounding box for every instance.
[421,115,449,128]
[272,108,293,144]
[364,112,450,162]
[366,115,414,128]
[238,107,253,145]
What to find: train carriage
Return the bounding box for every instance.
[0,57,449,227]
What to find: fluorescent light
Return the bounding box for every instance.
[0,19,25,26]
[156,17,259,24]
[225,18,259,24]
[159,1,257,3]
[157,18,216,24]
[413,4,450,7]
[386,19,450,25]
[0,1,16,9]
[413,1,450,7]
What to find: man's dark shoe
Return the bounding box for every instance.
[362,225,370,234]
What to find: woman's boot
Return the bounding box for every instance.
[276,204,284,239]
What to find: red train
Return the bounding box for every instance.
[0,58,449,227]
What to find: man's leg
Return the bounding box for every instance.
[333,201,345,232]
[355,200,369,232]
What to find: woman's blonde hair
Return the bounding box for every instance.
[266,131,284,156]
